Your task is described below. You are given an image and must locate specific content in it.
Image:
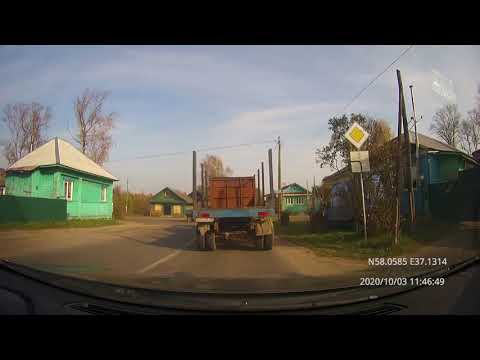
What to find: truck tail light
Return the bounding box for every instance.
[200,212,210,218]
[257,211,270,217]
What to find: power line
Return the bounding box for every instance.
[105,140,276,164]
[340,45,414,113]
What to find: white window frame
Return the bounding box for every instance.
[101,185,107,202]
[64,180,73,201]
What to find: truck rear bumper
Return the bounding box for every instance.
[195,218,215,223]
[193,208,275,219]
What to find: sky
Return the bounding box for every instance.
[0,45,479,194]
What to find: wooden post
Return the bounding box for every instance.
[306,179,309,210]
[261,162,265,206]
[395,86,402,245]
[313,176,316,211]
[200,163,205,208]
[277,136,282,215]
[193,151,197,210]
[205,167,208,208]
[268,149,274,210]
[397,70,415,232]
[257,168,261,206]
[125,178,129,215]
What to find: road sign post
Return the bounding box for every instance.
[345,122,370,242]
[350,158,368,243]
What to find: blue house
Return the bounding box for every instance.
[320,133,479,224]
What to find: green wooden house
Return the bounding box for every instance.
[5,137,118,220]
[265,183,310,214]
[150,187,193,217]
[281,183,309,214]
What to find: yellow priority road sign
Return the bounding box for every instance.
[344,121,369,149]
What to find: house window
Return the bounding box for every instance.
[64,180,73,201]
[101,186,107,202]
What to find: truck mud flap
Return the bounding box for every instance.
[255,218,273,236]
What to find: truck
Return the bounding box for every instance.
[192,150,276,251]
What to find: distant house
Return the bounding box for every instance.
[0,168,5,195]
[264,183,310,214]
[188,190,203,205]
[150,187,193,217]
[280,183,309,214]
[5,137,118,219]
[320,132,479,224]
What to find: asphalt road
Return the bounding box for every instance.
[0,216,368,292]
[1,216,478,292]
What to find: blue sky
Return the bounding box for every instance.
[1,45,479,193]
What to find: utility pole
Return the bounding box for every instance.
[257,168,261,206]
[306,179,310,209]
[268,149,274,210]
[277,136,282,215]
[205,167,208,208]
[200,163,205,208]
[261,162,265,206]
[395,87,402,245]
[125,178,129,215]
[193,151,197,210]
[397,70,415,232]
[409,85,420,190]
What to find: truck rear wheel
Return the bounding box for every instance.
[206,232,217,251]
[196,230,206,250]
[264,234,273,250]
[256,235,264,250]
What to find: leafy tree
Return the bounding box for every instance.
[315,113,387,171]
[316,114,395,236]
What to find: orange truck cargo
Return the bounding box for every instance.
[192,151,276,251]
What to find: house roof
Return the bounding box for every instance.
[402,132,460,153]
[281,182,308,194]
[170,188,193,204]
[6,138,118,181]
[395,132,478,164]
[151,187,193,205]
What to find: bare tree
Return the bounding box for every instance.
[459,84,480,154]
[2,102,51,165]
[430,104,461,147]
[201,154,233,178]
[73,89,115,165]
[459,113,480,154]
[23,103,51,153]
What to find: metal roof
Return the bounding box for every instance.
[170,188,193,204]
[6,138,118,181]
[396,132,478,163]
[281,182,309,194]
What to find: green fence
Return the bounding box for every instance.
[0,195,67,224]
